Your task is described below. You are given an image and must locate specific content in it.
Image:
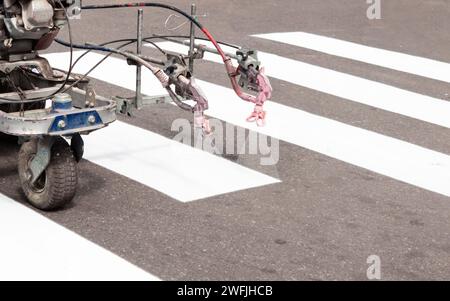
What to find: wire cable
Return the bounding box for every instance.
[80,2,257,103]
[54,35,172,93]
[52,40,135,94]
[59,40,136,94]
[80,2,228,59]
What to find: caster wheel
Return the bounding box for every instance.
[18,137,78,211]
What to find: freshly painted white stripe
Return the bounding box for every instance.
[253,32,450,83]
[44,52,450,197]
[82,121,279,202]
[149,41,450,129]
[0,193,158,281]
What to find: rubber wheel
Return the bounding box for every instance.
[18,137,78,211]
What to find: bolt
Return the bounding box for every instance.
[88,115,96,124]
[72,7,81,15]
[57,120,66,129]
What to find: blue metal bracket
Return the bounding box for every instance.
[48,111,103,133]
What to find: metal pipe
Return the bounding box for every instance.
[166,87,192,111]
[155,35,239,60]
[135,9,144,109]
[188,3,196,73]
[137,54,166,66]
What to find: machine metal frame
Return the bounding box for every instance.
[0,2,271,210]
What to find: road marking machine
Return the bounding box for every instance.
[0,1,272,210]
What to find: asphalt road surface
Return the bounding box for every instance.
[1,0,450,280]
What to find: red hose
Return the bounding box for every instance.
[201,28,258,103]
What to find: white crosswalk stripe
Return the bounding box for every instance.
[43,51,450,198]
[150,41,450,129]
[253,32,450,83]
[0,193,158,281]
[82,121,279,203]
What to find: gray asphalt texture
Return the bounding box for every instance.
[1,0,449,280]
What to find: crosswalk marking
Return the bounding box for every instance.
[82,121,280,203]
[150,41,450,129]
[44,52,450,197]
[0,193,158,281]
[253,32,450,83]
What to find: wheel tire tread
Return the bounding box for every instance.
[18,137,78,211]
[47,140,78,210]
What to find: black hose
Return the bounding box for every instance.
[57,38,195,112]
[60,40,137,93]
[55,36,167,94]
